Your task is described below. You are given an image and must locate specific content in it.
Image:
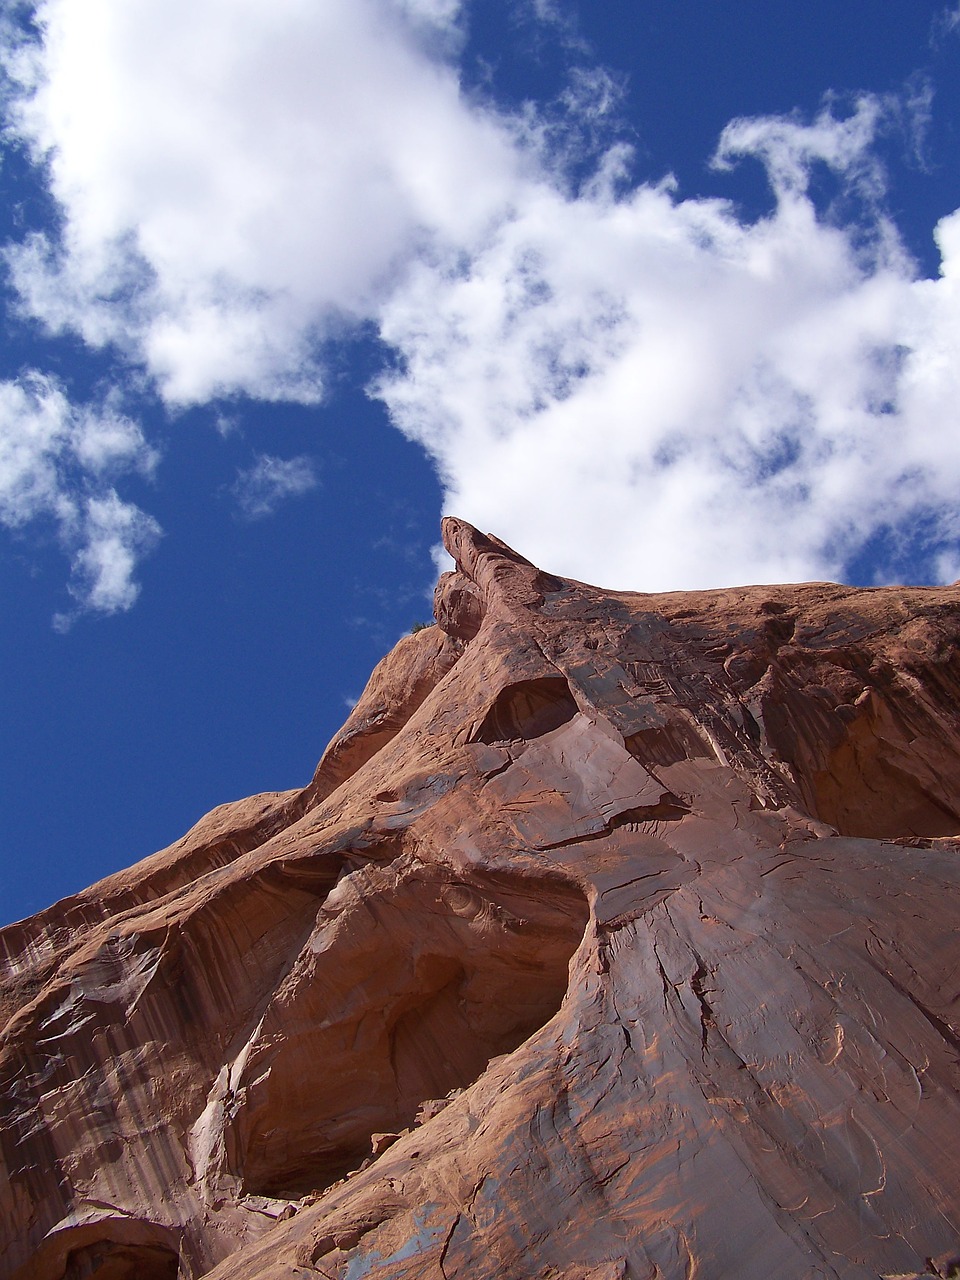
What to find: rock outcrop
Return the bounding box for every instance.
[2,518,960,1280]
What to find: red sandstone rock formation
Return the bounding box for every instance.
[2,519,960,1280]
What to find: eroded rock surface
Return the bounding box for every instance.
[2,519,960,1280]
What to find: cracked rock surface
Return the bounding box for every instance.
[2,518,960,1280]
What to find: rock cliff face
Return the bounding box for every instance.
[2,518,960,1280]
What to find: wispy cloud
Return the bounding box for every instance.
[929,4,960,52]
[54,492,162,630]
[232,453,318,520]
[0,373,160,621]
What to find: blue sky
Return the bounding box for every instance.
[2,0,959,924]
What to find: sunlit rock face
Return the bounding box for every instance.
[2,518,960,1280]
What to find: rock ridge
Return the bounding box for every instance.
[1,518,959,1280]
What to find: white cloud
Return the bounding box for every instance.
[2,0,526,404]
[56,491,162,626]
[712,98,888,201]
[936,547,960,583]
[232,453,318,519]
[376,99,960,588]
[392,0,463,52]
[1,2,959,597]
[0,374,72,527]
[0,373,160,619]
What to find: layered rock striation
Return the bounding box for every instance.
[2,519,960,1280]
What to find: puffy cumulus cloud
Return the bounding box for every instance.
[2,1,960,595]
[0,374,160,620]
[232,453,318,519]
[2,0,525,405]
[376,100,960,589]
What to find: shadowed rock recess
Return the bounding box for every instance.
[2,520,960,1280]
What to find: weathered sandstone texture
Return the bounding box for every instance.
[2,518,960,1280]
